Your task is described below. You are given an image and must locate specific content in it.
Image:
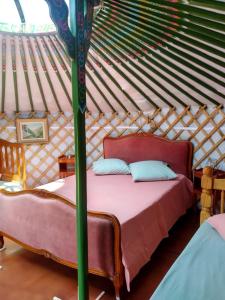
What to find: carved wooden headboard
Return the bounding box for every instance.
[0,139,26,189]
[103,133,193,180]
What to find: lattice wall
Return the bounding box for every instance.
[0,105,225,188]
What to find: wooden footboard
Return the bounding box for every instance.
[0,139,26,189]
[200,167,225,225]
[0,189,124,298]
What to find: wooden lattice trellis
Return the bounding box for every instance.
[0,106,225,188]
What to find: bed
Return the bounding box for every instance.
[0,133,194,299]
[150,213,225,300]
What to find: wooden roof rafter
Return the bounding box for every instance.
[88,51,141,111]
[26,36,49,112]
[18,36,34,111]
[33,36,62,111]
[0,0,224,113]
[14,0,25,24]
[50,35,104,112]
[10,37,19,113]
[91,0,225,107]
[40,36,72,107]
[106,3,225,84]
[96,17,223,105]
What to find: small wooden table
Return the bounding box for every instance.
[58,155,75,178]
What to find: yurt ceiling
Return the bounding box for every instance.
[0,0,225,113]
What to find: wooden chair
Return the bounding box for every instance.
[0,139,26,189]
[200,166,225,224]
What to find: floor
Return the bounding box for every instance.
[0,210,199,300]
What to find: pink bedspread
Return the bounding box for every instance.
[208,214,225,241]
[37,171,193,290]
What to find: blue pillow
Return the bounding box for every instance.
[92,158,130,175]
[129,160,177,182]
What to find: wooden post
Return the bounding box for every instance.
[200,166,213,224]
[70,1,89,299]
[44,1,91,298]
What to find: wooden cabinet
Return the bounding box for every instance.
[58,155,75,178]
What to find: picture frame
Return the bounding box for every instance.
[16,118,49,144]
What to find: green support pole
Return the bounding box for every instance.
[43,0,90,297]
[70,0,89,299]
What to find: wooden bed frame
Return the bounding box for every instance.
[0,188,124,299]
[0,133,193,299]
[0,139,26,189]
[200,166,225,224]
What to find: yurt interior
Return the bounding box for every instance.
[0,1,225,300]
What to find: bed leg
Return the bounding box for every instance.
[113,276,123,300]
[115,291,121,300]
[0,236,5,251]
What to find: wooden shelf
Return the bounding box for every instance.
[58,155,75,178]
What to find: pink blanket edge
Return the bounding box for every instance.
[207,214,225,241]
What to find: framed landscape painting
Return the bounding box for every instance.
[16,118,49,144]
